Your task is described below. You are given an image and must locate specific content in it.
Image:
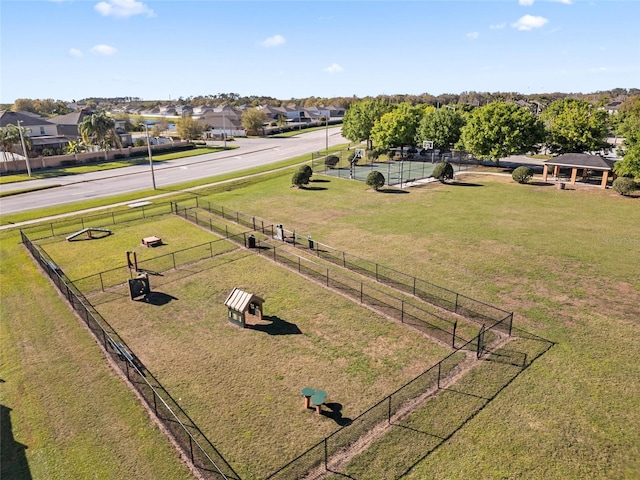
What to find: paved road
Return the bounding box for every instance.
[0,128,346,215]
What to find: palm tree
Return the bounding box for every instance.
[0,124,30,162]
[79,112,122,160]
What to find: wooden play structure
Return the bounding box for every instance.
[224,288,264,328]
[142,236,163,247]
[66,227,112,241]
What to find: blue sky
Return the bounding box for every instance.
[1,0,638,103]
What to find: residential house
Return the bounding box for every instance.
[0,110,69,156]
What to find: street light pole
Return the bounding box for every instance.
[16,120,32,177]
[222,109,227,148]
[325,113,329,156]
[143,122,156,190]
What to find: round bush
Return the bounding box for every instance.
[512,166,533,184]
[291,170,307,187]
[612,177,637,196]
[325,155,339,168]
[432,161,454,183]
[299,164,313,182]
[366,170,385,191]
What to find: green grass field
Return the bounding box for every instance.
[32,214,455,479]
[2,166,639,479]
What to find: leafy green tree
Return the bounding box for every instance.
[342,98,393,149]
[613,96,640,179]
[80,112,122,160]
[176,116,204,141]
[432,161,454,183]
[541,98,609,154]
[366,170,385,190]
[416,108,466,151]
[299,165,313,182]
[150,118,169,137]
[241,108,268,135]
[460,102,544,166]
[370,103,423,154]
[292,170,308,187]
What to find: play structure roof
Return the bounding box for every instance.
[224,288,264,312]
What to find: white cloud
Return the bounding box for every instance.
[550,0,573,4]
[512,15,548,31]
[325,63,344,74]
[590,66,608,72]
[260,34,286,48]
[94,0,154,18]
[467,32,479,39]
[91,44,117,55]
[518,0,535,5]
[490,23,507,30]
[69,48,83,57]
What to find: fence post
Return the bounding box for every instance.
[209,218,212,232]
[342,252,346,268]
[326,268,329,286]
[375,263,379,282]
[112,212,115,225]
[273,246,277,261]
[437,362,441,389]
[209,242,213,258]
[388,396,392,424]
[324,438,328,470]
[360,282,363,303]
[195,212,198,225]
[454,293,459,313]
[452,321,457,349]
[413,277,416,296]
[50,223,55,237]
[236,212,240,223]
[221,206,224,219]
[81,217,85,230]
[142,205,146,219]
[508,313,513,336]
[252,217,256,231]
[172,253,176,270]
[225,225,229,238]
[100,272,104,292]
[298,257,301,273]
[401,301,404,323]
[153,391,158,415]
[189,435,194,463]
[196,196,199,208]
[101,329,107,347]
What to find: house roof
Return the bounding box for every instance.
[48,109,94,125]
[0,110,53,127]
[544,153,615,171]
[224,288,264,312]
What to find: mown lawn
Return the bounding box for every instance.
[197,171,640,479]
[3,166,639,479]
[37,215,452,479]
[0,229,194,480]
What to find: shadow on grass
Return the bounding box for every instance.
[0,404,32,480]
[336,331,556,479]
[141,291,178,306]
[310,178,331,183]
[247,315,302,335]
[450,181,483,187]
[322,402,353,427]
[380,188,409,194]
[300,186,329,191]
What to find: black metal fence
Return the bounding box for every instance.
[22,200,520,480]
[183,198,513,336]
[21,230,240,480]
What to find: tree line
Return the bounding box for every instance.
[341,96,640,178]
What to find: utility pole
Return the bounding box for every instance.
[17,120,32,177]
[142,122,156,189]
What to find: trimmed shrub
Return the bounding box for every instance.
[299,165,313,183]
[432,161,454,183]
[291,170,307,188]
[366,170,385,191]
[612,177,637,196]
[512,166,533,184]
[325,155,339,168]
